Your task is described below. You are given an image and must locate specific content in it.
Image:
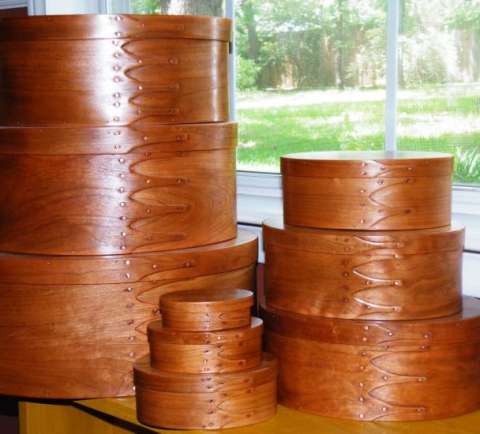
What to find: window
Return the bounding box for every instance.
[396,0,480,185]
[107,0,225,16]
[236,1,387,172]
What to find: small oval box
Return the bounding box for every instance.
[148,317,263,374]
[160,288,254,331]
[134,354,277,430]
[282,151,453,230]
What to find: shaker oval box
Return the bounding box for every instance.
[0,14,231,126]
[263,297,480,421]
[0,123,237,255]
[264,218,464,320]
[282,151,453,230]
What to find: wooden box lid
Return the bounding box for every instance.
[264,218,464,320]
[262,296,480,347]
[281,151,453,230]
[160,288,254,331]
[134,352,276,393]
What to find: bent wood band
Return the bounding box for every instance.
[0,123,237,255]
[264,218,463,320]
[282,151,453,230]
[0,14,230,126]
[263,298,480,421]
[134,289,277,430]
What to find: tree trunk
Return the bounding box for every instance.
[240,0,260,61]
[158,0,172,13]
[181,0,223,16]
[336,0,346,89]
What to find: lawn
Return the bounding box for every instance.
[237,84,480,184]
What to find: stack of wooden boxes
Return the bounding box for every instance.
[134,289,277,429]
[263,151,480,420]
[0,14,258,399]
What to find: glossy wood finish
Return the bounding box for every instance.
[263,218,464,320]
[160,289,254,331]
[134,354,277,430]
[148,318,263,373]
[0,15,230,126]
[0,123,237,255]
[262,297,480,421]
[0,231,257,399]
[282,151,453,230]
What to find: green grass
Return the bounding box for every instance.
[237,85,480,184]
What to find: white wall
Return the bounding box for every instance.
[44,0,101,14]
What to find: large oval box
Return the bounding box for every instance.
[264,218,464,320]
[0,14,230,126]
[134,353,277,430]
[263,297,480,421]
[0,231,257,399]
[0,123,237,255]
[282,151,453,230]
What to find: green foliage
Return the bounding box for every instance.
[448,0,480,31]
[235,0,480,90]
[401,40,448,85]
[130,0,159,13]
[237,56,259,90]
[454,146,480,184]
[236,0,387,89]
[237,87,480,185]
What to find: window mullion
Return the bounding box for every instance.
[384,0,400,152]
[225,0,236,121]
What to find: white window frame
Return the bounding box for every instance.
[30,0,480,295]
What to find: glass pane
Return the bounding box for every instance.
[397,0,480,185]
[236,0,387,172]
[108,0,225,16]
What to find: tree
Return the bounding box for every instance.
[131,0,223,15]
[181,0,224,16]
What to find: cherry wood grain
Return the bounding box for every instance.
[262,298,480,421]
[263,218,464,320]
[0,231,257,399]
[134,354,277,430]
[148,318,263,374]
[282,151,453,230]
[160,289,254,331]
[0,15,230,126]
[0,123,237,255]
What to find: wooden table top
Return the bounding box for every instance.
[75,397,480,434]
